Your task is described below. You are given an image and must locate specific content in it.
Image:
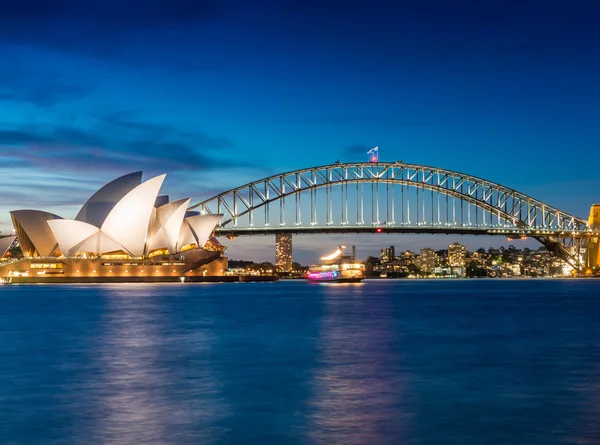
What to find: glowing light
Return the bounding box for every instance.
[376,227,383,233]
[367,146,379,163]
[320,248,343,261]
[308,270,340,280]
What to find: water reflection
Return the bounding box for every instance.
[307,285,411,444]
[89,286,225,445]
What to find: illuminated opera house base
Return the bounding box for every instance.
[0,251,228,283]
[0,171,230,283]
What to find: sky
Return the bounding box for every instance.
[1,0,599,264]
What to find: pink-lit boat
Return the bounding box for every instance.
[307,246,365,283]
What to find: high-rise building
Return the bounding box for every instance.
[419,248,436,273]
[400,250,416,266]
[275,233,293,272]
[380,245,395,263]
[448,242,466,267]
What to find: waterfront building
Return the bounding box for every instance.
[0,172,227,282]
[380,246,395,263]
[400,250,416,266]
[507,264,522,276]
[275,233,293,272]
[448,242,466,267]
[448,242,466,277]
[470,250,489,267]
[419,248,437,274]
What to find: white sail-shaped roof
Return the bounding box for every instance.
[147,198,191,253]
[71,231,125,255]
[10,210,63,257]
[0,235,16,258]
[184,214,223,248]
[47,219,100,257]
[177,221,197,248]
[8,171,221,259]
[101,174,166,257]
[76,171,142,227]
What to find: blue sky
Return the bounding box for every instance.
[1,1,599,263]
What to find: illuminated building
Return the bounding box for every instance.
[380,246,395,263]
[400,250,416,266]
[0,172,227,282]
[275,233,292,272]
[419,248,436,274]
[448,242,466,267]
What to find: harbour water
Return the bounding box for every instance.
[1,279,600,444]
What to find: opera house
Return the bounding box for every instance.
[0,172,228,282]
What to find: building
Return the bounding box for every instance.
[448,242,466,267]
[275,233,293,272]
[400,250,416,266]
[380,246,395,263]
[0,172,227,282]
[419,248,437,274]
[507,264,522,276]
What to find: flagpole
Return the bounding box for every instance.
[367,146,379,163]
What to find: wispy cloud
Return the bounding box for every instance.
[0,71,88,107]
[0,114,238,174]
[344,144,370,155]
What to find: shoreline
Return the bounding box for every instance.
[4,275,279,284]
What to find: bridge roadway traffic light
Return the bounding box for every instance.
[375,227,383,233]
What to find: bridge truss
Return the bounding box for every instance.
[190,162,598,271]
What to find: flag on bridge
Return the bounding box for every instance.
[367,146,379,163]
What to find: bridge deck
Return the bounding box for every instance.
[215,226,595,237]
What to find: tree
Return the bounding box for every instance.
[407,263,421,276]
[291,262,305,271]
[466,261,487,278]
[228,260,256,269]
[363,256,381,277]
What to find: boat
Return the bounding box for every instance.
[307,246,365,283]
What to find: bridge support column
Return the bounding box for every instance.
[275,233,293,273]
[588,205,600,271]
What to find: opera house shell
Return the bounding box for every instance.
[1,172,227,282]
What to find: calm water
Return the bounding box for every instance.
[1,280,600,445]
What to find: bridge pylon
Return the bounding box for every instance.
[587,204,600,272]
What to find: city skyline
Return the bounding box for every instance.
[1,1,600,263]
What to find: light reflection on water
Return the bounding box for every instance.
[1,280,600,444]
[307,284,410,444]
[86,286,227,445]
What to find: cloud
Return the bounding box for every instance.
[101,114,233,150]
[0,112,264,180]
[0,71,89,107]
[344,144,371,157]
[0,130,50,145]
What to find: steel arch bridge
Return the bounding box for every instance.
[190,161,598,271]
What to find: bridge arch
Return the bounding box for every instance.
[190,162,594,270]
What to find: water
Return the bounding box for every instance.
[1,280,600,445]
